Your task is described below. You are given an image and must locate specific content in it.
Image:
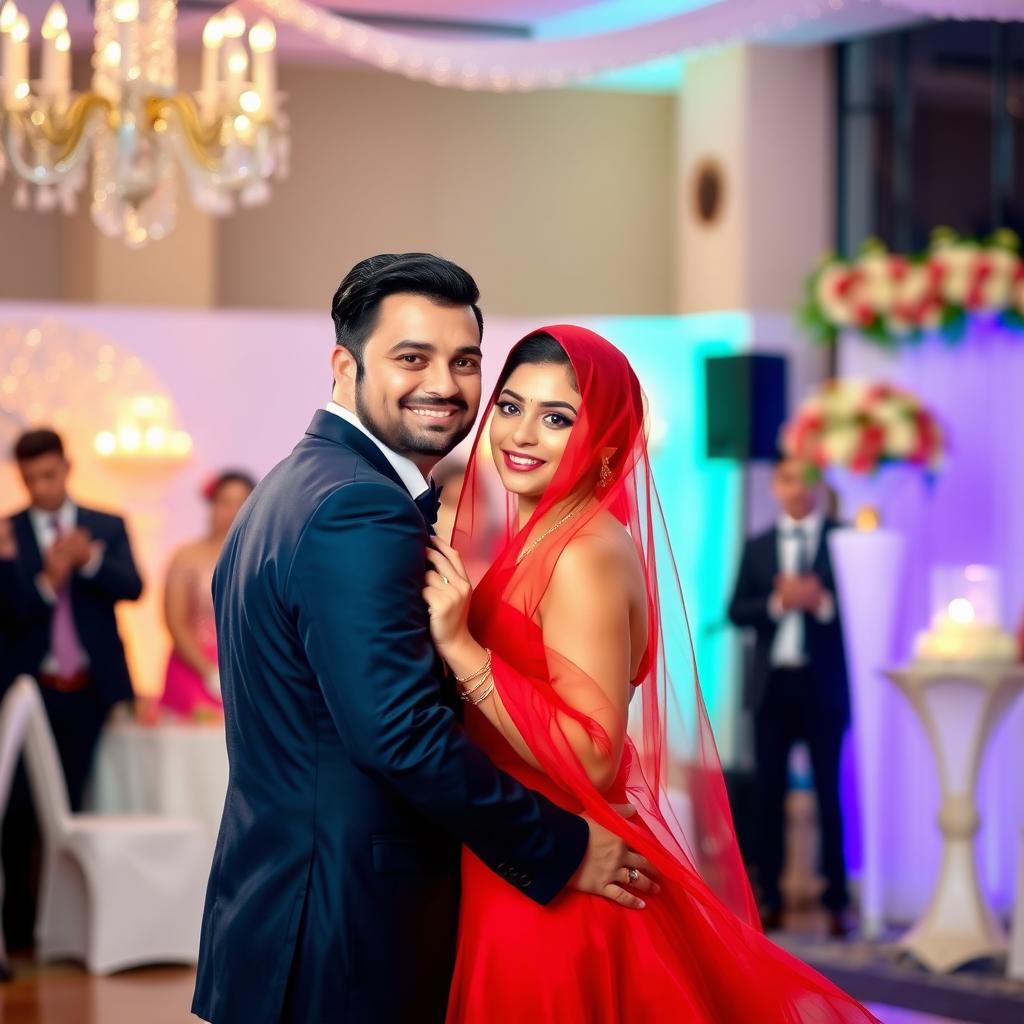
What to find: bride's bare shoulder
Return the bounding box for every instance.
[550,513,641,592]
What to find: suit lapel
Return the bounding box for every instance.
[13,510,43,576]
[305,409,408,495]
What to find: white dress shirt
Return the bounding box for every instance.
[768,513,835,668]
[29,498,100,670]
[324,402,430,499]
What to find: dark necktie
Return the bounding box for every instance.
[415,480,442,532]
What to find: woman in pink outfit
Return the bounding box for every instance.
[159,470,255,718]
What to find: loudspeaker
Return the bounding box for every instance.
[704,354,787,461]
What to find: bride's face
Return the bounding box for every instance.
[490,361,579,501]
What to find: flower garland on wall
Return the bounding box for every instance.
[801,230,1024,348]
[781,379,944,476]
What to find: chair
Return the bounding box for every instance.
[1011,826,1024,980]
[0,674,39,974]
[8,676,210,974]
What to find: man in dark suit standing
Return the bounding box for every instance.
[1,428,143,955]
[1,428,143,807]
[192,254,653,1024]
[728,456,850,937]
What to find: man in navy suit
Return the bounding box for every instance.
[728,456,850,937]
[192,254,653,1024]
[0,428,143,953]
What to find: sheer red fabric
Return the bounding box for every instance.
[446,325,878,1023]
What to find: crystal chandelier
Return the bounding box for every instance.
[0,0,287,247]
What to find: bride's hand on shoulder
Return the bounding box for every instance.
[423,537,473,651]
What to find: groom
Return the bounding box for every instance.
[192,254,651,1024]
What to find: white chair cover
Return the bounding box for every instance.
[10,677,211,973]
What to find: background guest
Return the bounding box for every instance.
[1,428,143,806]
[158,470,255,719]
[728,456,851,936]
[0,428,143,956]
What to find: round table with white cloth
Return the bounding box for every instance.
[86,717,229,859]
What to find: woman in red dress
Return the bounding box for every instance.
[423,326,878,1023]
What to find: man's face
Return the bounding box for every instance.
[338,293,482,469]
[18,452,70,512]
[772,457,818,520]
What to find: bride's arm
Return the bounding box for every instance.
[428,535,632,792]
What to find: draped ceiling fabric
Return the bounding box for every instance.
[250,0,1024,92]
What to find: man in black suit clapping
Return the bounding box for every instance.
[729,456,850,937]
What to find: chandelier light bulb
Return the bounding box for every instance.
[112,0,138,24]
[239,89,261,113]
[103,39,121,65]
[226,47,248,76]
[11,11,28,42]
[0,1,18,33]
[248,19,276,53]
[233,113,251,133]
[220,5,246,39]
[13,80,29,99]
[42,2,67,39]
[202,16,224,48]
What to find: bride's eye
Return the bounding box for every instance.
[544,413,573,429]
[497,402,520,416]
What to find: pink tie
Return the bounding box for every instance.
[49,516,84,679]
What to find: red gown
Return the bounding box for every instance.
[447,324,879,1023]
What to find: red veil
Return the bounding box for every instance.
[452,325,878,1022]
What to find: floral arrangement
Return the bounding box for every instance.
[781,379,945,476]
[801,229,1024,347]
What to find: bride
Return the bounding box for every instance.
[423,326,877,1022]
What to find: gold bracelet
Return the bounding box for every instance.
[459,670,492,701]
[454,649,492,684]
[468,680,496,706]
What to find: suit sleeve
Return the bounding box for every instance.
[287,481,588,905]
[77,516,143,602]
[728,539,774,630]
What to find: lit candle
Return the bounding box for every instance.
[0,1,17,110]
[112,0,139,83]
[248,19,276,119]
[40,3,67,100]
[5,11,28,110]
[219,5,246,41]
[200,16,224,122]
[53,29,70,109]
[223,38,248,98]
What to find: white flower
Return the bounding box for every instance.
[816,265,858,326]
[932,242,979,305]
[861,252,896,313]
[884,417,918,457]
[978,247,1019,310]
[822,425,860,466]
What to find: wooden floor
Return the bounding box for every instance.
[0,961,975,1023]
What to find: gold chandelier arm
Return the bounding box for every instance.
[146,94,224,173]
[36,93,115,162]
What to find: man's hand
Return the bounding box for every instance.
[569,815,659,909]
[773,573,803,611]
[63,528,95,568]
[42,538,75,592]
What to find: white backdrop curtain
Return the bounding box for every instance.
[839,326,1024,921]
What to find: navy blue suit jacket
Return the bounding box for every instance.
[728,520,850,725]
[192,411,588,1024]
[0,506,143,709]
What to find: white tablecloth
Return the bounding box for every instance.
[87,719,229,858]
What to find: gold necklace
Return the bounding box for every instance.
[515,503,586,565]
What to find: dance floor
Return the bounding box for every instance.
[0,960,979,1023]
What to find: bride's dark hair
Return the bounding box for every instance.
[497,331,578,392]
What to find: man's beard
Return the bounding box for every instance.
[355,378,473,459]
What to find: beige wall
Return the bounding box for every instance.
[218,68,676,316]
[0,67,676,315]
[677,45,834,314]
